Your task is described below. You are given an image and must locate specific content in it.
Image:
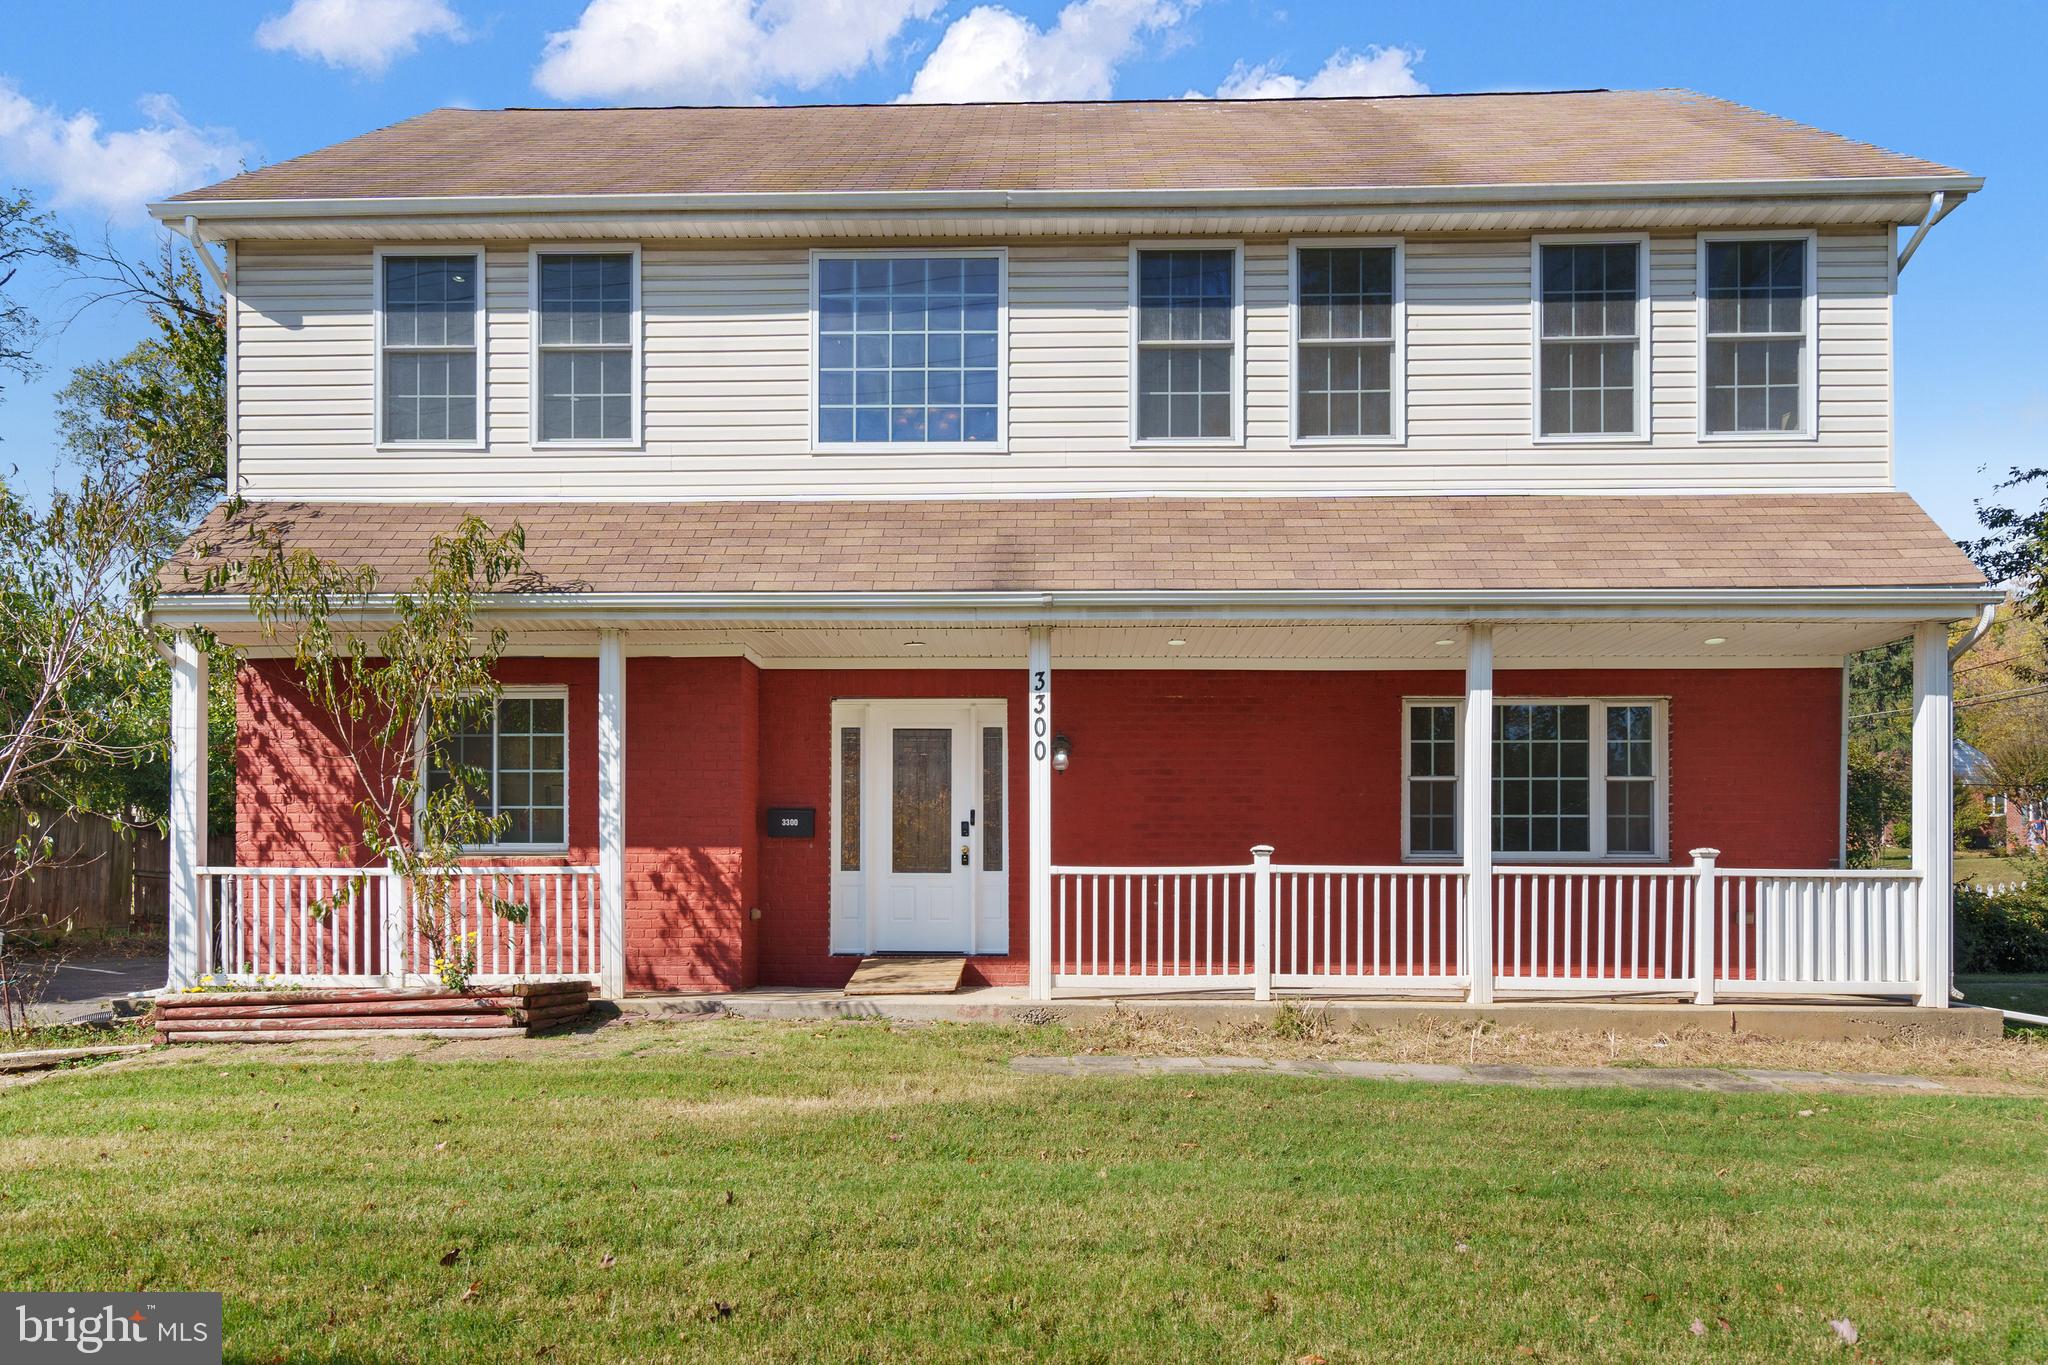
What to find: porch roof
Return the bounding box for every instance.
[161,492,1982,602]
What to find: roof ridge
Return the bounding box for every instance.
[471,88,1621,115]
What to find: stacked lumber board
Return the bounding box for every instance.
[150,981,594,1043]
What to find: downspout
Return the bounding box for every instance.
[174,215,231,295]
[1897,191,1964,274]
[1949,601,1996,665]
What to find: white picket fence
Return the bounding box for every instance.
[197,865,603,987]
[1052,849,1928,1001]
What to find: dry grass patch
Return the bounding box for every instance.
[1061,1002,2048,1092]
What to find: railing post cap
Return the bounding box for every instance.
[1250,844,1275,860]
[1689,847,1721,863]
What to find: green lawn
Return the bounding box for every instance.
[1878,848,2037,883]
[4,1021,2047,1362]
[1962,974,2048,1018]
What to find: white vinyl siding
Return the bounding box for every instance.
[229,231,1894,500]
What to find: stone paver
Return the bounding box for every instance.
[1011,1055,1948,1093]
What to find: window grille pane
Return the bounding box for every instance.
[1704,337,1804,434]
[981,727,1004,872]
[540,349,633,442]
[817,255,1000,444]
[839,727,861,872]
[1135,250,1236,440]
[490,694,567,847]
[383,255,475,348]
[383,351,477,443]
[1298,340,1393,439]
[1538,244,1637,436]
[1492,703,1592,854]
[1409,778,1458,855]
[1607,779,1655,854]
[539,254,631,346]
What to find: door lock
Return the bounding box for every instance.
[960,844,971,867]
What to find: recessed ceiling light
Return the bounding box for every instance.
[1435,638,1456,647]
[902,640,926,649]
[1166,637,1187,647]
[1703,636,1727,646]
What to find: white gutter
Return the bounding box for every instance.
[1897,190,1967,273]
[1949,601,1998,664]
[169,215,231,295]
[148,173,1983,225]
[151,584,2004,629]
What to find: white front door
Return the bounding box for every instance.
[873,706,974,952]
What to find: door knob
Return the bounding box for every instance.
[959,844,971,867]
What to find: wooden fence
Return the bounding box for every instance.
[1,809,232,936]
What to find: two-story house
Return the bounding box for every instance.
[148,89,1993,1009]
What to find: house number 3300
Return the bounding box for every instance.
[1031,670,1050,761]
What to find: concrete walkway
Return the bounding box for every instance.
[1010,1054,1948,1093]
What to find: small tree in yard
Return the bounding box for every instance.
[230,515,530,990]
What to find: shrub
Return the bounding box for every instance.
[1955,881,2048,973]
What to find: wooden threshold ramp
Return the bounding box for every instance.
[842,956,966,996]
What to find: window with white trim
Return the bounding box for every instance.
[1133,247,1238,441]
[534,250,637,444]
[815,253,1003,447]
[378,252,481,445]
[1402,699,1665,860]
[426,691,568,850]
[1294,244,1398,440]
[1701,237,1810,435]
[1536,241,1642,438]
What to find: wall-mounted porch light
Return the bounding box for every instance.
[1052,733,1073,772]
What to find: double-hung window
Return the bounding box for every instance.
[1402,698,1665,861]
[1293,242,1400,442]
[532,248,639,445]
[1700,234,1813,437]
[1535,239,1646,439]
[378,251,483,446]
[815,252,1004,448]
[1132,245,1240,443]
[425,690,569,851]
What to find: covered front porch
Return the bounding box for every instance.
[158,601,1984,1010]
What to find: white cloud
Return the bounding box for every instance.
[255,0,466,76]
[903,0,1191,103]
[534,0,944,105]
[1207,45,1427,99]
[0,81,246,221]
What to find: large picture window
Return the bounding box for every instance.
[378,251,483,446]
[1293,243,1400,442]
[532,249,638,445]
[1700,235,1813,437]
[1535,239,1644,439]
[1132,245,1240,442]
[1402,698,1665,861]
[425,691,568,850]
[815,252,1003,448]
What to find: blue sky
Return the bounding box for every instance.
[1,0,2041,535]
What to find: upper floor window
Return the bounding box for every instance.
[378,251,482,447]
[533,248,638,445]
[1402,698,1666,861]
[815,252,1003,448]
[1293,243,1400,442]
[1700,235,1813,437]
[425,690,569,851]
[1535,239,1645,439]
[1132,246,1240,443]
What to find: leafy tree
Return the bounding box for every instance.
[229,515,530,990]
[0,188,75,398]
[1970,469,2048,614]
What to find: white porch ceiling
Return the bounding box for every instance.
[222,616,1913,668]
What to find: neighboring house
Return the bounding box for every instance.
[148,90,1994,1007]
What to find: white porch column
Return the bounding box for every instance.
[1911,621,1954,1008]
[1027,626,1054,1001]
[597,629,628,999]
[1462,624,1495,1005]
[166,632,209,990]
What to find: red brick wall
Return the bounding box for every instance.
[237,659,1842,993]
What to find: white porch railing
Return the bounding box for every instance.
[1051,849,1929,1002]
[196,865,603,987]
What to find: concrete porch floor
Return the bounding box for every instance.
[620,987,2007,1042]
